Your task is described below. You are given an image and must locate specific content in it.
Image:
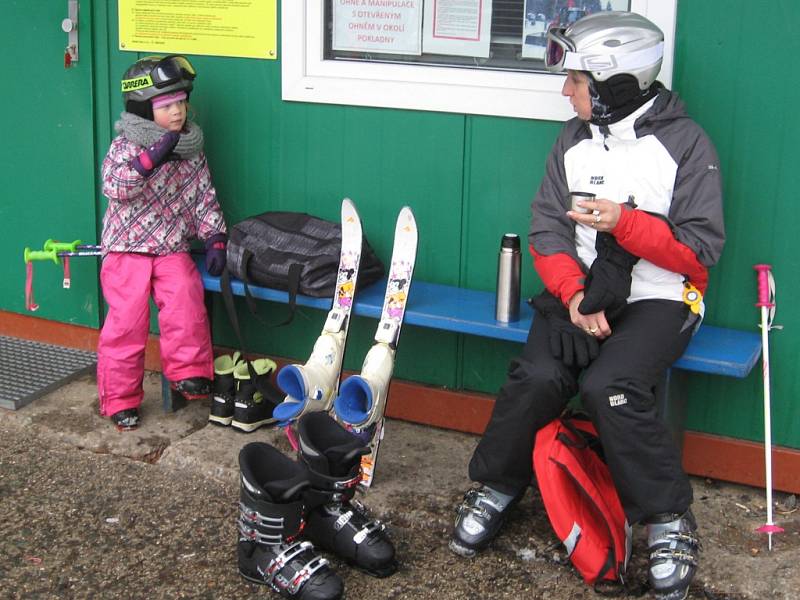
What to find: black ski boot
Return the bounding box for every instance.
[171,376,212,401]
[238,442,343,599]
[110,408,140,431]
[231,359,279,433]
[297,412,397,577]
[209,353,242,426]
[450,484,522,557]
[646,510,701,600]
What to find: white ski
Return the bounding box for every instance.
[333,206,418,489]
[273,198,363,424]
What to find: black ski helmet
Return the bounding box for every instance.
[121,55,195,120]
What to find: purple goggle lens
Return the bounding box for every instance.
[544,28,573,71]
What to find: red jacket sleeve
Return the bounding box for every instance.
[612,208,708,294]
[530,244,586,306]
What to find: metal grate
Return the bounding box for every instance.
[0,335,96,410]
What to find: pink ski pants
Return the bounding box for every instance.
[97,252,213,416]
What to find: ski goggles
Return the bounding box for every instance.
[151,55,196,86]
[121,55,196,93]
[544,27,575,72]
[544,27,664,74]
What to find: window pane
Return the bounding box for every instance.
[324,0,631,74]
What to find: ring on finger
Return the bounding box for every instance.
[589,326,599,333]
[594,213,602,223]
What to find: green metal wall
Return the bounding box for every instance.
[2,1,100,328]
[2,1,797,449]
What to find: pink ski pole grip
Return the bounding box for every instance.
[754,264,774,307]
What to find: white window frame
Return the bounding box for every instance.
[282,1,677,122]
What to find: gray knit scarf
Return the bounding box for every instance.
[115,112,204,158]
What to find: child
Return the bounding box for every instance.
[98,55,228,431]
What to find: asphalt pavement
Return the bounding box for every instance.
[0,371,797,599]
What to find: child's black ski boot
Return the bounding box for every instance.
[646,509,701,600]
[171,376,212,401]
[110,408,140,431]
[209,353,242,426]
[238,442,343,599]
[296,412,397,577]
[231,358,279,433]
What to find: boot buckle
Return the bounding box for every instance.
[353,519,384,544]
[287,556,329,595]
[263,540,314,585]
[237,519,282,545]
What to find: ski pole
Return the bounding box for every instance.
[753,264,783,550]
[23,240,102,310]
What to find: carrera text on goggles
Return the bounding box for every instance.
[121,75,154,92]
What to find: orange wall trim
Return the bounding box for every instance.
[0,310,163,372]
[4,310,799,494]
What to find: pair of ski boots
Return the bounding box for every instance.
[209,353,279,433]
[238,412,396,598]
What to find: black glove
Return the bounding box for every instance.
[131,131,180,177]
[530,291,599,368]
[578,232,639,318]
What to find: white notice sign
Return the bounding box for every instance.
[423,0,492,58]
[333,0,423,55]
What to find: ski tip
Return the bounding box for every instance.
[341,198,362,228]
[398,205,415,221]
[395,206,417,238]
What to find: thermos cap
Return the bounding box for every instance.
[501,233,520,250]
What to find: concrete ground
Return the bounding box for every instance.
[0,371,797,599]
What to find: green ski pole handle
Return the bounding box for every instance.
[23,248,59,264]
[43,239,83,253]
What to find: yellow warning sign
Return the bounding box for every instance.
[119,0,276,60]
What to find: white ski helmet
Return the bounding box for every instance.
[545,11,664,90]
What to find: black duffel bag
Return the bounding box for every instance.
[219,210,384,336]
[226,211,384,298]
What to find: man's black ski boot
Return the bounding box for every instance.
[646,509,701,600]
[238,442,343,600]
[297,412,397,578]
[449,484,523,558]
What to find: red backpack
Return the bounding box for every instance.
[533,416,631,587]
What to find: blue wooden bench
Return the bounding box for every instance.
[164,261,762,442]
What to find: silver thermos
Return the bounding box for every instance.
[495,233,521,322]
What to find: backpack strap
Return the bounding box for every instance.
[219,266,284,406]
[234,249,302,328]
[557,417,602,454]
